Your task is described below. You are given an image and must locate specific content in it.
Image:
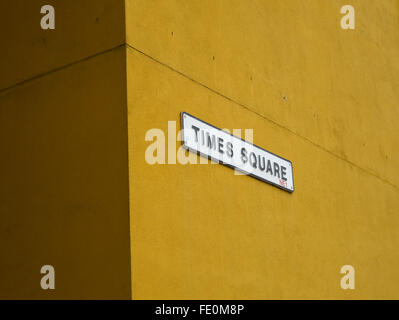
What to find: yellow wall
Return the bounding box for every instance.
[1,0,399,299]
[0,1,130,299]
[126,0,399,299]
[0,0,125,91]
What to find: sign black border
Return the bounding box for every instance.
[181,111,295,193]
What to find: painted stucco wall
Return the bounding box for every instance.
[126,0,399,299]
[0,1,130,299]
[1,0,398,299]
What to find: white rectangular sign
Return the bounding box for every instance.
[181,112,294,192]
